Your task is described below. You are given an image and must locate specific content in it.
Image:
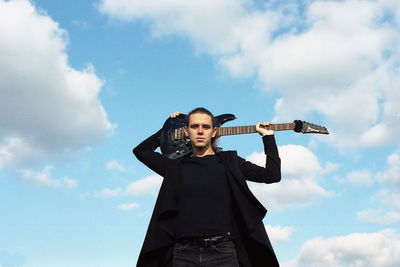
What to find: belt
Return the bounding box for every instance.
[178,235,230,247]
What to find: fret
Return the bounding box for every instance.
[217,123,296,136]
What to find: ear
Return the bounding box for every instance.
[211,127,217,138]
[183,126,189,137]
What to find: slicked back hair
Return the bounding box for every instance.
[186,107,216,127]
[186,107,219,152]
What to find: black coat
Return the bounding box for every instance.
[133,130,281,267]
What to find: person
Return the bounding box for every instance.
[133,107,281,267]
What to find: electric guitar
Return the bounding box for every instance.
[160,114,329,159]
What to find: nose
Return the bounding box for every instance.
[197,126,204,134]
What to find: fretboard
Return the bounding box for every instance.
[217,123,295,136]
[173,123,296,140]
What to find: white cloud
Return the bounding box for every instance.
[118,202,139,211]
[378,153,400,186]
[18,165,77,188]
[346,170,374,187]
[71,19,90,29]
[99,0,400,149]
[105,160,128,172]
[126,174,162,197]
[373,189,400,210]
[0,0,113,167]
[89,173,162,199]
[0,137,44,168]
[247,145,330,211]
[285,229,400,267]
[357,209,400,225]
[265,225,293,243]
[63,178,77,188]
[94,187,122,198]
[355,153,400,225]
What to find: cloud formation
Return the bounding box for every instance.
[94,187,123,198]
[286,229,400,267]
[265,225,294,244]
[353,153,400,225]
[118,202,139,211]
[378,153,400,187]
[126,174,162,197]
[98,0,400,149]
[247,145,331,211]
[105,160,128,172]
[0,0,113,167]
[18,165,77,188]
[346,170,374,187]
[357,209,400,225]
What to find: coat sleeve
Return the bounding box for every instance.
[132,129,173,177]
[237,135,281,183]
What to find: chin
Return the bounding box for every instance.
[192,142,207,148]
[193,144,206,148]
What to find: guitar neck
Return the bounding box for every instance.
[217,123,295,136]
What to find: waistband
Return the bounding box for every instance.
[177,235,231,247]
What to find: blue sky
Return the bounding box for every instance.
[0,0,399,266]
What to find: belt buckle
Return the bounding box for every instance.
[203,236,221,247]
[201,238,210,247]
[191,235,225,247]
[194,237,209,247]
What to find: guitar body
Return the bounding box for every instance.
[160,113,236,159]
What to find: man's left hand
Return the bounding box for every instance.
[256,122,275,136]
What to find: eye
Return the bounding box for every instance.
[202,125,211,129]
[190,124,199,129]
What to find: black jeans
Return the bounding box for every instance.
[172,239,240,267]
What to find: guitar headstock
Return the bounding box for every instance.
[294,120,329,134]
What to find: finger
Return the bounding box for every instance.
[169,112,183,118]
[260,122,271,127]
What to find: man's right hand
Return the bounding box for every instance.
[169,112,184,118]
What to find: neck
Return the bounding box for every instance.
[192,146,215,157]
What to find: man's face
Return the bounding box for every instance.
[184,113,217,149]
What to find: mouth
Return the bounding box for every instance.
[195,138,205,141]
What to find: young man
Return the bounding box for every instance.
[133,107,281,267]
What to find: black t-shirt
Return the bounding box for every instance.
[175,154,232,239]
